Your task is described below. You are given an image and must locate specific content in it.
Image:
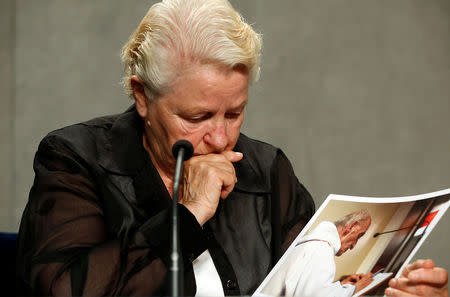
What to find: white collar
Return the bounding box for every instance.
[298,221,341,255]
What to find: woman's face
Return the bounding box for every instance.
[141,64,249,172]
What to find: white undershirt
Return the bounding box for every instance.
[192,249,225,297]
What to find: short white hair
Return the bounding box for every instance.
[334,209,371,228]
[121,0,262,100]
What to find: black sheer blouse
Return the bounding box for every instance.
[16,106,314,296]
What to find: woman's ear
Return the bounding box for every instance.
[130,75,149,118]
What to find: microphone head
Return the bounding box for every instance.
[172,139,194,161]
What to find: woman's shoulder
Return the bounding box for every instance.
[38,106,140,165]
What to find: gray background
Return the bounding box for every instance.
[1,0,449,272]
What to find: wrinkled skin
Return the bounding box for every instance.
[386,259,448,297]
[180,151,242,225]
[133,64,249,226]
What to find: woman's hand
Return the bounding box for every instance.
[385,259,448,297]
[180,151,243,226]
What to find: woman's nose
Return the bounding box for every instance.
[204,120,228,152]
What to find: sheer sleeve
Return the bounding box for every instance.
[17,136,207,296]
[270,150,315,255]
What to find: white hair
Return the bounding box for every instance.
[334,209,371,228]
[121,0,262,101]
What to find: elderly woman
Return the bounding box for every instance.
[17,0,447,296]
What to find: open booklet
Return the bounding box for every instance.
[253,189,450,297]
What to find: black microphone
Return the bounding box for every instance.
[373,224,419,237]
[170,140,193,297]
[172,139,194,161]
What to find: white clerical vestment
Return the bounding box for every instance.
[283,221,356,297]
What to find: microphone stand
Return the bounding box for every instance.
[171,147,185,297]
[170,140,193,297]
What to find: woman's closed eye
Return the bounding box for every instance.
[185,113,212,123]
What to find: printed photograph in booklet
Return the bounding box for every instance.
[254,189,450,297]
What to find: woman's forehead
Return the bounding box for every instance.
[160,66,249,110]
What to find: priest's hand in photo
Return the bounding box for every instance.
[341,272,374,294]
